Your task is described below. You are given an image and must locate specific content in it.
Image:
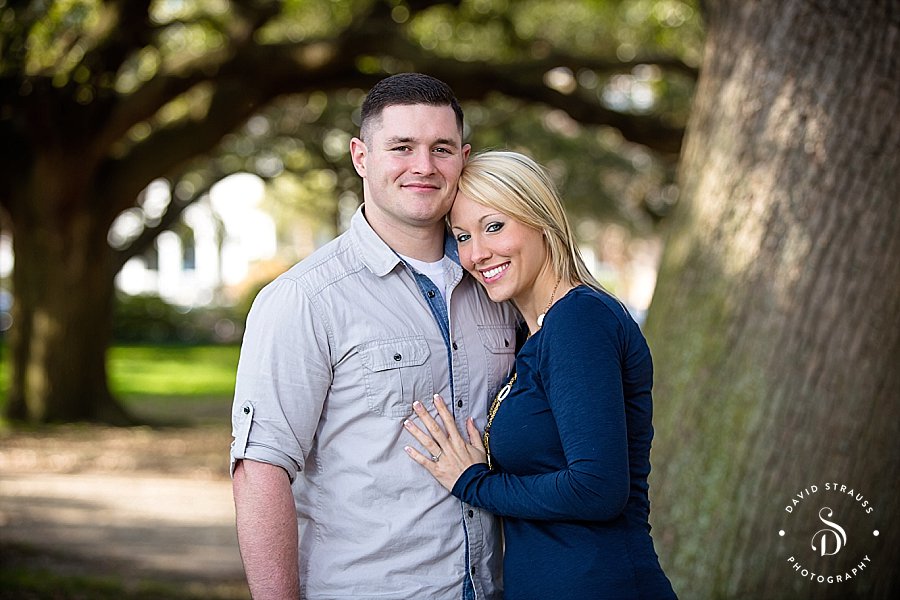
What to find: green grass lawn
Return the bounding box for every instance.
[0,344,241,423]
[111,344,241,423]
[109,344,239,397]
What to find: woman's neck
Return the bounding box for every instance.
[516,271,576,335]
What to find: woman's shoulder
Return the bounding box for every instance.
[544,286,649,362]
[553,285,633,327]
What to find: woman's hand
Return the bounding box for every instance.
[404,394,487,491]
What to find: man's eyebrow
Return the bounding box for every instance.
[383,136,460,148]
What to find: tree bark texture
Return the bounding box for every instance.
[644,1,899,598]
[4,170,129,424]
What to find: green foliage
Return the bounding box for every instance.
[8,0,702,219]
[3,0,704,253]
[113,293,244,345]
[0,0,704,423]
[216,0,702,236]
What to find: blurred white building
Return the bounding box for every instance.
[114,173,278,306]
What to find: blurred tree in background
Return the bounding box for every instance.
[0,0,699,422]
[645,0,899,597]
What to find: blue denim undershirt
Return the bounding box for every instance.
[401,236,477,600]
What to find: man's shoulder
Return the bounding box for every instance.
[278,230,363,290]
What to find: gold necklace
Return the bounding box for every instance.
[535,276,562,329]
[482,277,562,469]
[483,371,517,470]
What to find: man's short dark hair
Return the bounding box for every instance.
[359,73,464,141]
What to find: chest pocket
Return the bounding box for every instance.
[477,324,517,397]
[360,336,434,418]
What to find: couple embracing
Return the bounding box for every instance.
[230,73,675,600]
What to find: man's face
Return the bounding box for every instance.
[350,103,470,232]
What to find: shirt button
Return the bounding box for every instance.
[467,509,474,518]
[457,399,463,408]
[504,339,509,347]
[471,566,476,576]
[393,353,402,361]
[427,290,436,298]
[242,406,250,414]
[452,342,458,350]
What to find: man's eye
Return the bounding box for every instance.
[391,146,411,152]
[456,233,471,243]
[486,222,503,233]
[433,147,452,154]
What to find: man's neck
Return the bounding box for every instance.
[363,208,446,262]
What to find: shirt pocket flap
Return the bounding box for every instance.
[476,325,516,355]
[360,337,431,372]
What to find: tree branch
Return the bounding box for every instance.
[340,15,691,153]
[94,0,284,158]
[449,64,686,154]
[80,0,154,78]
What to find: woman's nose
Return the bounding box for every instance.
[467,236,490,267]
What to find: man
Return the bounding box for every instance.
[230,73,517,599]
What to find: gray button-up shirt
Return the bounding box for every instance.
[231,207,517,599]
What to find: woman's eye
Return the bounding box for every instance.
[456,233,471,243]
[486,222,503,233]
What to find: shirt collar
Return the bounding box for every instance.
[350,205,461,276]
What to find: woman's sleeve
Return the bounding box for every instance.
[452,297,630,521]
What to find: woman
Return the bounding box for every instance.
[403,151,676,599]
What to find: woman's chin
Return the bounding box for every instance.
[484,287,512,304]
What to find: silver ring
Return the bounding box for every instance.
[430,450,443,462]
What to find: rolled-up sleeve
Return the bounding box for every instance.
[230,276,333,482]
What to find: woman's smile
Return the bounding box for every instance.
[479,262,510,282]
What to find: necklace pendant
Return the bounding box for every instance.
[536,312,546,328]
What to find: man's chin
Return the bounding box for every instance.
[405,206,453,226]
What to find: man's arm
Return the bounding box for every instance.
[233,459,300,599]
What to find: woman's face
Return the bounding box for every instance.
[449,192,550,305]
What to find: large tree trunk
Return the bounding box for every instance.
[4,170,131,424]
[644,1,899,598]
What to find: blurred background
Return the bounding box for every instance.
[1,1,897,598]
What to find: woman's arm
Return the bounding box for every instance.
[455,296,634,521]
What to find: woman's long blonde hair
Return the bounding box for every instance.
[457,151,603,292]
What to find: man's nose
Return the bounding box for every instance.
[411,149,436,174]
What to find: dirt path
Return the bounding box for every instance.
[0,424,249,598]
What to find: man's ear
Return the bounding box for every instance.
[350,137,367,177]
[461,143,471,162]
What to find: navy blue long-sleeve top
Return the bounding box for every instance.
[452,286,675,599]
